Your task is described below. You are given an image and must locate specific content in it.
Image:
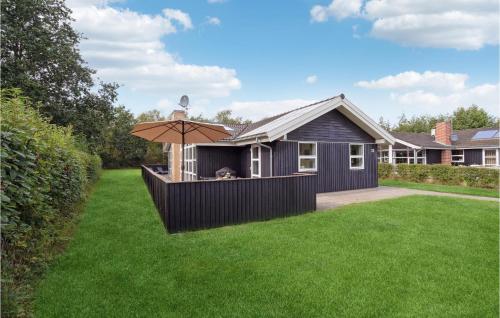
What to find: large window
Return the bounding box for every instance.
[168,145,173,177]
[183,144,197,181]
[350,144,364,169]
[484,149,498,166]
[392,149,426,164]
[451,149,464,163]
[298,142,317,172]
[378,150,389,163]
[413,150,426,164]
[251,145,261,177]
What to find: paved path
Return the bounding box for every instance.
[317,186,499,210]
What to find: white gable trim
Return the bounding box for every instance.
[235,97,395,145]
[394,138,421,149]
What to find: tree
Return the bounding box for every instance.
[452,105,497,130]
[190,110,251,125]
[136,109,166,163]
[214,110,252,125]
[394,113,448,133]
[100,107,147,168]
[378,116,392,131]
[1,0,117,152]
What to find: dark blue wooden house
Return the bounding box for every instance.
[176,94,395,193]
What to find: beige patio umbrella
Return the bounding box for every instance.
[131,120,233,180]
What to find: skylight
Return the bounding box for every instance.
[471,130,499,140]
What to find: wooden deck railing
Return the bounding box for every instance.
[141,165,317,233]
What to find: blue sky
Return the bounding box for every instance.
[67,0,499,123]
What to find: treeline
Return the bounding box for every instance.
[379,105,498,133]
[1,0,164,168]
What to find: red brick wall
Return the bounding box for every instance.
[435,121,451,145]
[435,121,452,164]
[168,110,186,182]
[441,149,452,165]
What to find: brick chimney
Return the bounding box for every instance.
[166,110,187,181]
[169,109,187,120]
[435,121,452,164]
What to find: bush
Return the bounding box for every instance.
[1,89,101,316]
[378,163,393,179]
[379,163,499,189]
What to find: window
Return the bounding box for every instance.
[394,150,408,164]
[392,149,426,164]
[183,144,197,181]
[298,142,317,171]
[484,149,498,166]
[167,145,173,177]
[414,150,426,164]
[378,150,389,163]
[451,149,464,163]
[349,144,364,169]
[251,145,261,177]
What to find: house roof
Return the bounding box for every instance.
[215,95,395,145]
[391,132,451,149]
[452,127,500,148]
[390,127,500,149]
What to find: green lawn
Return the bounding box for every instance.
[380,179,500,198]
[34,169,499,317]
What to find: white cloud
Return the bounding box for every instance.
[163,8,193,30]
[310,0,362,22]
[68,2,241,99]
[223,99,315,121]
[358,71,499,114]
[155,98,172,110]
[310,0,499,50]
[391,84,499,113]
[306,75,318,84]
[356,71,468,92]
[207,16,221,25]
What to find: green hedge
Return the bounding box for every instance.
[378,163,499,189]
[1,90,101,316]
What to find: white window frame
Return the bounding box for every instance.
[451,149,464,163]
[378,149,389,163]
[298,142,317,172]
[251,145,261,178]
[183,144,197,181]
[482,148,498,166]
[391,148,426,165]
[349,143,365,170]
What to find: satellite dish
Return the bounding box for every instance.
[179,95,189,109]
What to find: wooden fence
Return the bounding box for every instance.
[141,165,317,233]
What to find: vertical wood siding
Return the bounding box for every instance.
[240,145,251,178]
[287,109,374,143]
[464,149,482,165]
[261,146,271,177]
[142,166,317,233]
[273,141,298,176]
[272,141,378,192]
[425,149,442,164]
[197,146,243,178]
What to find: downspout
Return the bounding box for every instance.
[255,138,273,177]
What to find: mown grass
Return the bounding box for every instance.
[34,169,499,317]
[380,179,500,198]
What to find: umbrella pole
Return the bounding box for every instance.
[181,121,185,181]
